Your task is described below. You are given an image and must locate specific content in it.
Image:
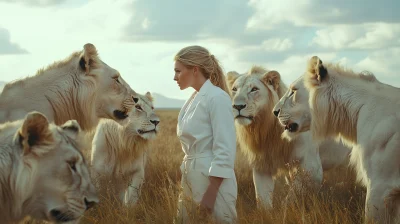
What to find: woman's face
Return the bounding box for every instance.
[174,61,195,90]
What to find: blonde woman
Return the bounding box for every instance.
[174,45,237,223]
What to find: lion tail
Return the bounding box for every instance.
[385,187,400,215]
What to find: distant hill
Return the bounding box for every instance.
[152,93,185,109]
[0,81,5,92]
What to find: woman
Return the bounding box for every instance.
[173,45,237,224]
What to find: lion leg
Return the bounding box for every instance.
[364,183,397,224]
[124,165,145,206]
[90,126,113,189]
[253,168,274,209]
[294,140,323,192]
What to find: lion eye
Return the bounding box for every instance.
[251,87,258,92]
[135,105,143,111]
[68,161,77,172]
[232,87,237,91]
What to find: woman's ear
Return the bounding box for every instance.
[193,66,199,76]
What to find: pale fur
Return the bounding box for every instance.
[304,56,400,223]
[227,66,292,173]
[0,111,98,223]
[272,75,350,170]
[91,92,160,205]
[0,43,134,131]
[226,66,326,209]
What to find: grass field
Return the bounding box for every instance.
[25,109,366,224]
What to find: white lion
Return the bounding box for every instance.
[0,43,134,131]
[272,75,350,170]
[226,66,349,209]
[0,111,98,223]
[91,92,160,206]
[304,56,400,223]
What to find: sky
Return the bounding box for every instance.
[0,0,399,100]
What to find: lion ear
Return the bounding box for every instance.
[307,56,328,86]
[18,111,54,156]
[262,70,281,91]
[226,71,240,89]
[61,120,81,139]
[79,43,99,75]
[145,91,154,102]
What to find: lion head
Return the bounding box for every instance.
[0,43,134,131]
[226,66,294,173]
[226,66,286,126]
[126,92,160,140]
[272,75,312,140]
[0,111,98,223]
[77,43,134,126]
[303,56,375,144]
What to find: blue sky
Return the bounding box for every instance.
[0,0,399,100]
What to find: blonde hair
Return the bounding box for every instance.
[174,45,229,93]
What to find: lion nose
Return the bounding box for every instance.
[273,109,280,117]
[150,120,160,126]
[84,197,98,210]
[233,104,246,111]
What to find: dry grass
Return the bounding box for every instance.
[24,109,366,224]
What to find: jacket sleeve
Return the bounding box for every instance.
[208,92,237,178]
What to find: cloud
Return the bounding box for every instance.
[312,23,400,50]
[0,0,66,6]
[0,0,132,48]
[122,0,254,43]
[247,0,400,30]
[0,28,28,54]
[355,48,399,80]
[261,38,293,52]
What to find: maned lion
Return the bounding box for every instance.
[272,75,350,170]
[91,92,160,206]
[226,66,348,209]
[0,111,98,223]
[304,56,400,223]
[0,43,134,131]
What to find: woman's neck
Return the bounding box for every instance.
[192,75,207,92]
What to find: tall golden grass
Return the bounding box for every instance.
[24,109,366,224]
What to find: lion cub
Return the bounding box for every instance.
[0,111,98,223]
[91,92,160,206]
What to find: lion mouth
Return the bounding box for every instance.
[50,209,76,222]
[113,110,129,120]
[285,123,299,132]
[138,129,157,134]
[235,115,254,120]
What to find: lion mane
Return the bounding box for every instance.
[228,66,294,175]
[90,92,159,205]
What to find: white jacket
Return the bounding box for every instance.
[177,79,237,178]
[176,79,237,223]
